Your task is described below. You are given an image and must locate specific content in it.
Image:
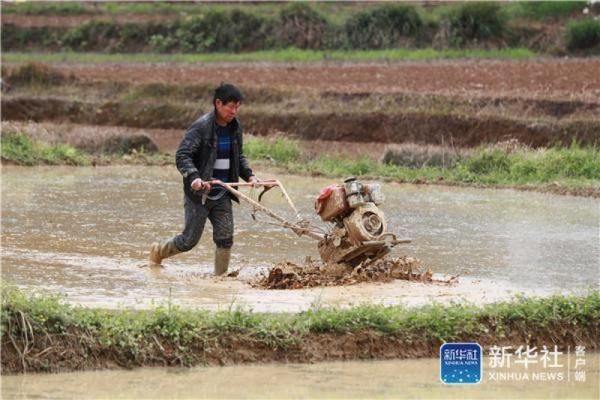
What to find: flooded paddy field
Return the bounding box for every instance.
[2,165,598,312]
[3,354,599,399]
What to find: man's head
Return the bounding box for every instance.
[213,83,243,125]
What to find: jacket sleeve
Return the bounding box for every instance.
[176,122,202,183]
[238,132,254,182]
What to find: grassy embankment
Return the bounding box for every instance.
[2,48,536,64]
[4,1,597,55]
[2,134,599,195]
[248,137,600,194]
[1,0,587,19]
[1,286,598,374]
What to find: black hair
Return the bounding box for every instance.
[213,83,243,105]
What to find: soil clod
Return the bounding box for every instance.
[255,256,456,289]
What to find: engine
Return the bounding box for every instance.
[315,177,401,266]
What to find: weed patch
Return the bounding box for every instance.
[1,133,90,166]
[245,136,300,164]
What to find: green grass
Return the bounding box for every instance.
[1,133,90,166]
[0,133,172,167]
[246,137,599,190]
[452,144,600,185]
[2,2,89,15]
[506,1,588,20]
[2,48,537,64]
[245,136,302,164]
[2,132,597,191]
[2,285,598,367]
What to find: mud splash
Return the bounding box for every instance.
[253,256,456,290]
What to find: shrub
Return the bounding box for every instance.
[172,10,268,53]
[446,2,506,46]
[7,63,71,86]
[61,20,119,51]
[61,20,168,52]
[0,25,60,51]
[344,5,423,49]
[275,3,330,49]
[566,19,600,51]
[148,34,178,53]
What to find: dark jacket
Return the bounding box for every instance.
[176,110,253,203]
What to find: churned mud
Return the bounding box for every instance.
[252,256,455,290]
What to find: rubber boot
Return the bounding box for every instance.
[149,239,180,265]
[214,247,231,276]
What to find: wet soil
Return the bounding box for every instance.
[253,256,450,290]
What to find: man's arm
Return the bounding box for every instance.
[175,122,203,183]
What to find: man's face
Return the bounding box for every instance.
[215,99,241,124]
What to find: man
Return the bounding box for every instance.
[149,83,259,275]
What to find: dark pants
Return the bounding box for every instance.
[173,195,234,251]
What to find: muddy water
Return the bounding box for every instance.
[1,166,598,311]
[2,354,599,399]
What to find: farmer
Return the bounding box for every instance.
[149,83,260,275]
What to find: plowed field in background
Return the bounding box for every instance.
[3,58,599,151]
[45,59,600,102]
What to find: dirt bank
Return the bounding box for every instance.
[4,97,598,147]
[3,326,596,375]
[2,290,597,374]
